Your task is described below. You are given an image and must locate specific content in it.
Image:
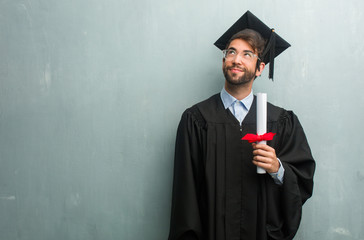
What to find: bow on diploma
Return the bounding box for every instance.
[241,132,276,143]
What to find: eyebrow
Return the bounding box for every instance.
[243,50,254,53]
[227,47,237,51]
[227,48,254,54]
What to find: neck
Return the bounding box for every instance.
[224,81,253,100]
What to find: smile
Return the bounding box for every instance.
[229,67,244,73]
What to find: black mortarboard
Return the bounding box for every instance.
[214,11,291,80]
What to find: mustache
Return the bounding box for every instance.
[227,65,246,71]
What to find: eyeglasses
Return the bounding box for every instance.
[223,49,261,62]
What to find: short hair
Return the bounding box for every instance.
[225,29,266,59]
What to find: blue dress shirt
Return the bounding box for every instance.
[220,88,284,185]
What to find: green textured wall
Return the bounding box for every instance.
[0,0,363,239]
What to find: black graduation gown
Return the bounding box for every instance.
[168,94,315,240]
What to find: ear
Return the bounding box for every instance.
[255,62,265,77]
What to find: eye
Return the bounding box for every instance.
[243,52,253,58]
[227,49,236,55]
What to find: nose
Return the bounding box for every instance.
[232,53,244,64]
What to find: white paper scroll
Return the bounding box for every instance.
[256,93,267,174]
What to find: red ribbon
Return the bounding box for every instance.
[241,132,276,143]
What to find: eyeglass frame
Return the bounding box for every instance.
[222,48,261,62]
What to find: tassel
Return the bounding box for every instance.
[262,29,277,80]
[269,30,276,80]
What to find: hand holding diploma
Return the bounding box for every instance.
[241,93,279,174]
[252,143,280,173]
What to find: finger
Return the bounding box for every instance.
[253,155,273,163]
[253,143,274,152]
[253,149,275,158]
[252,159,271,169]
[252,158,278,173]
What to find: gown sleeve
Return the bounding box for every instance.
[278,111,315,204]
[266,110,316,240]
[168,108,205,240]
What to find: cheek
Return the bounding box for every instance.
[248,63,257,72]
[222,60,227,70]
[222,59,232,68]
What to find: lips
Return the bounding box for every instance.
[229,67,245,73]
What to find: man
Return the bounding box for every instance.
[168,11,315,240]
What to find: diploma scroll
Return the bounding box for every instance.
[256,93,267,174]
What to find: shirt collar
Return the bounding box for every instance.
[220,87,254,111]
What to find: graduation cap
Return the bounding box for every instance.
[214,11,291,80]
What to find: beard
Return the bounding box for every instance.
[223,64,256,86]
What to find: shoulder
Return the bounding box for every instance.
[179,94,219,126]
[181,93,221,125]
[267,102,307,139]
[195,93,221,111]
[267,101,296,124]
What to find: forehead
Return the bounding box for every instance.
[227,39,254,52]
